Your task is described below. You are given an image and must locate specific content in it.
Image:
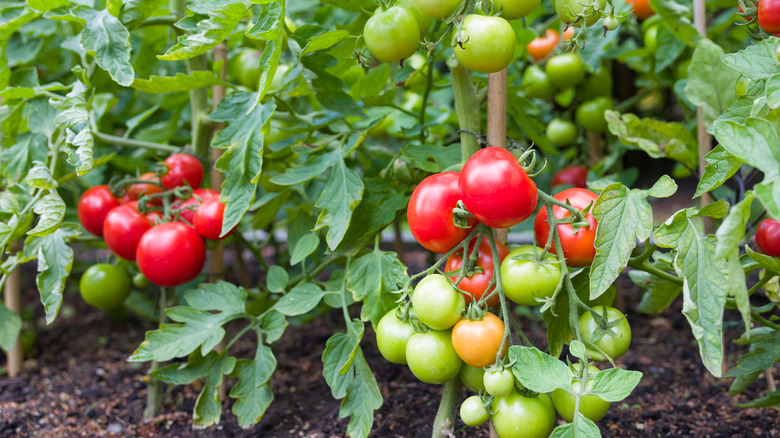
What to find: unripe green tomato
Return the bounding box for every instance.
[412,274,465,330]
[576,97,614,134]
[454,15,516,74]
[673,58,690,80]
[494,0,541,20]
[555,0,606,27]
[603,15,620,31]
[546,119,578,147]
[132,273,149,289]
[375,309,416,365]
[578,67,613,101]
[554,87,576,108]
[546,53,587,89]
[397,0,433,33]
[500,246,562,306]
[460,395,490,426]
[413,0,461,18]
[551,364,610,422]
[79,264,132,310]
[637,89,665,113]
[523,65,555,99]
[579,305,632,361]
[491,392,556,438]
[364,6,421,63]
[230,49,261,90]
[405,330,463,384]
[644,25,658,53]
[735,75,752,98]
[460,364,486,393]
[484,368,515,397]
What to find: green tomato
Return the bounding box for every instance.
[230,49,261,90]
[578,66,612,101]
[413,0,462,18]
[579,305,632,361]
[397,0,433,34]
[644,25,658,53]
[454,14,516,74]
[364,6,421,64]
[546,119,578,147]
[551,364,611,422]
[406,330,463,384]
[461,395,490,426]
[735,75,752,98]
[132,272,149,289]
[545,53,586,89]
[484,368,515,397]
[554,87,576,108]
[500,246,562,306]
[523,65,555,99]
[575,96,614,134]
[673,58,690,80]
[491,392,556,438]
[412,274,465,330]
[79,264,132,310]
[603,15,620,31]
[460,363,486,393]
[494,0,541,20]
[555,0,606,27]
[375,308,416,365]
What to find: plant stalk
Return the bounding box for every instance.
[143,287,169,419]
[431,376,462,438]
[3,241,22,377]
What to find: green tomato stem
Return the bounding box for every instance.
[431,375,462,438]
[143,286,170,420]
[94,131,179,154]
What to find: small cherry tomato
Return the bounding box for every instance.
[454,15,516,74]
[79,264,131,310]
[103,204,152,261]
[412,274,466,330]
[627,0,655,19]
[491,392,556,438]
[193,196,233,240]
[483,368,514,397]
[136,222,206,287]
[173,188,219,224]
[552,165,588,189]
[127,172,164,204]
[546,53,587,89]
[78,185,121,236]
[546,118,578,147]
[551,364,611,422]
[406,330,463,384]
[460,364,486,393]
[524,65,556,99]
[460,395,490,426]
[579,305,632,361]
[364,6,421,63]
[161,153,204,190]
[412,0,461,19]
[494,0,541,20]
[756,218,780,257]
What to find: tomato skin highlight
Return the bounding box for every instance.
[375,308,416,365]
[445,236,509,306]
[454,15,516,74]
[579,305,632,361]
[552,165,588,189]
[412,274,466,330]
[136,222,206,287]
[491,392,556,438]
[79,264,131,310]
[194,196,232,240]
[451,313,506,367]
[78,185,121,236]
[407,172,477,254]
[527,29,559,62]
[533,188,598,267]
[103,205,152,261]
[364,6,420,64]
[459,147,539,229]
[161,153,204,190]
[757,218,780,257]
[406,330,463,384]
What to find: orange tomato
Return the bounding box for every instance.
[527,29,559,61]
[127,172,164,205]
[627,0,654,19]
[451,313,507,367]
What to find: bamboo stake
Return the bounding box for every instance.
[4,241,22,377]
[587,132,602,167]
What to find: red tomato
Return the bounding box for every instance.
[103,205,152,261]
[533,188,598,267]
[756,218,780,257]
[78,185,120,236]
[407,172,477,253]
[161,153,204,190]
[451,312,506,367]
[551,165,588,189]
[626,0,654,19]
[445,236,509,306]
[527,29,559,62]
[459,147,538,229]
[127,172,163,204]
[136,222,206,287]
[174,188,219,224]
[194,197,233,240]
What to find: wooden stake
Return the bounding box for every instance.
[4,241,22,377]
[693,0,713,235]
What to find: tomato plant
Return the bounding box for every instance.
[546,53,587,88]
[554,0,606,27]
[78,185,121,237]
[626,0,654,19]
[494,0,541,20]
[194,196,232,240]
[759,0,780,33]
[576,97,614,133]
[406,330,463,384]
[527,29,559,62]
[364,6,421,64]
[500,245,562,306]
[524,65,556,99]
[136,222,206,287]
[551,364,611,422]
[579,305,632,361]
[413,0,461,18]
[451,312,505,367]
[161,153,204,190]
[483,367,514,397]
[79,264,132,310]
[454,15,516,74]
[534,188,599,267]
[551,165,588,189]
[445,236,509,305]
[546,118,578,147]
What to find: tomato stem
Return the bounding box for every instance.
[143,286,170,419]
[431,376,462,438]
[93,131,179,154]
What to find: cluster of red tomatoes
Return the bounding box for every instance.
[77,153,230,293]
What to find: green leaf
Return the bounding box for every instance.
[724,330,780,378]
[183,280,247,315]
[266,265,288,293]
[131,71,225,93]
[23,97,57,137]
[120,0,166,30]
[715,194,754,259]
[154,350,220,385]
[629,270,682,314]
[211,94,276,237]
[322,320,365,398]
[590,177,676,300]
[710,117,780,180]
[549,412,601,438]
[289,232,320,265]
[346,248,408,326]
[654,210,729,377]
[158,2,246,61]
[301,30,350,57]
[273,283,325,316]
[684,39,739,125]
[0,302,22,353]
[507,346,572,393]
[26,229,73,323]
[401,143,461,173]
[737,390,780,409]
[313,153,364,249]
[755,180,780,221]
[649,0,700,48]
[339,350,383,438]
[605,111,697,169]
[694,145,743,198]
[27,0,68,12]
[51,81,93,175]
[337,178,408,251]
[260,310,287,343]
[72,8,134,86]
[0,133,47,180]
[24,161,58,189]
[589,368,643,402]
[230,349,275,426]
[721,38,779,81]
[28,191,65,237]
[726,249,751,339]
[193,353,236,427]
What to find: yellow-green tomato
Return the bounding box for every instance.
[484,368,515,397]
[413,0,462,18]
[494,0,541,20]
[397,0,433,33]
[546,118,578,147]
[412,274,465,330]
[491,392,556,438]
[461,395,490,426]
[576,96,615,134]
[231,49,261,90]
[460,363,486,392]
[545,53,586,89]
[364,6,421,64]
[500,246,562,306]
[375,308,416,364]
[406,330,463,384]
[454,14,516,74]
[551,364,611,422]
[579,305,632,361]
[523,65,555,99]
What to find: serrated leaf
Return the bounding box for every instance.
[229,345,276,426]
[28,191,65,237]
[266,265,288,293]
[313,154,364,249]
[120,0,166,30]
[158,2,245,61]
[273,283,325,316]
[290,232,320,265]
[715,194,754,259]
[0,302,22,353]
[721,38,779,80]
[508,346,572,393]
[28,229,72,323]
[301,30,350,57]
[339,350,382,438]
[346,248,408,326]
[131,71,225,93]
[72,8,134,86]
[589,368,642,402]
[605,111,697,169]
[629,270,682,314]
[549,412,601,438]
[694,145,743,198]
[24,161,57,189]
[684,39,739,125]
[50,81,93,175]
[154,350,219,385]
[322,320,365,399]
[0,133,47,180]
[711,117,780,180]
[183,280,247,315]
[737,390,780,408]
[193,353,236,427]
[725,330,780,379]
[269,152,332,185]
[337,178,408,251]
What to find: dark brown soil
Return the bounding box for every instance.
[1,262,779,438]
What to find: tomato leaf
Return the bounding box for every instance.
[629,270,682,314]
[193,353,236,427]
[694,145,743,198]
[605,111,697,169]
[131,71,226,93]
[654,210,729,377]
[722,38,779,81]
[337,178,407,251]
[50,81,94,176]
[549,413,601,438]
[684,39,739,125]
[23,161,57,189]
[158,2,246,61]
[346,248,408,326]
[339,350,383,438]
[273,282,325,316]
[716,194,754,259]
[737,390,780,409]
[710,117,780,180]
[24,229,73,323]
[154,350,220,385]
[649,0,701,49]
[0,133,47,181]
[183,280,247,315]
[724,330,780,379]
[71,8,134,86]
[27,191,65,237]
[289,232,320,265]
[120,0,167,30]
[0,302,22,353]
[313,151,365,249]
[507,346,572,393]
[588,367,643,402]
[261,310,288,343]
[322,320,364,398]
[230,345,276,426]
[266,265,289,293]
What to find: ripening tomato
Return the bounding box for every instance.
[413,0,461,18]
[103,205,152,261]
[756,218,780,257]
[127,172,164,204]
[459,147,538,229]
[412,274,466,330]
[364,6,421,63]
[563,26,575,41]
[451,312,506,367]
[136,222,206,287]
[445,236,509,306]
[161,153,203,190]
[375,308,417,364]
[454,15,516,74]
[406,330,463,384]
[579,305,631,361]
[494,0,541,20]
[173,188,219,224]
[626,0,654,19]
[552,165,588,189]
[527,29,559,62]
[78,185,121,236]
[193,196,233,240]
[533,188,599,267]
[408,172,477,254]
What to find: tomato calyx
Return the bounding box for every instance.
[452,200,476,229]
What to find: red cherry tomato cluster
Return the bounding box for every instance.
[76,153,234,287]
